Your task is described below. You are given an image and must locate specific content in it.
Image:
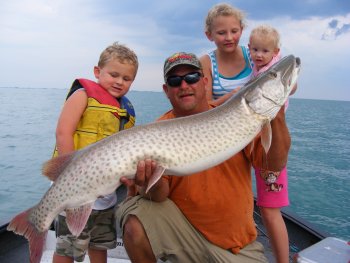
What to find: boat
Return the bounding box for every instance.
[0,186,347,263]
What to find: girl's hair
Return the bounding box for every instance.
[205,3,246,33]
[98,42,139,71]
[250,25,281,48]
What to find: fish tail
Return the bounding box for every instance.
[7,208,47,263]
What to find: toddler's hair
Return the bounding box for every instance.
[98,42,139,71]
[250,25,281,48]
[205,3,246,33]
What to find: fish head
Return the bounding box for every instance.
[244,55,301,119]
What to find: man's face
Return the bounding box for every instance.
[163,65,209,117]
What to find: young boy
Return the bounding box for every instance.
[249,25,297,263]
[52,42,138,263]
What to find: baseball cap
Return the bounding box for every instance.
[163,52,202,80]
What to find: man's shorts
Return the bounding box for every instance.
[116,196,268,263]
[55,207,117,262]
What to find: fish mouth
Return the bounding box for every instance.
[279,56,300,89]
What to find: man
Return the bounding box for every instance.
[117,52,290,262]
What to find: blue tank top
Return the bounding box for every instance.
[209,46,253,100]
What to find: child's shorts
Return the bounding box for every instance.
[255,166,289,208]
[54,207,117,262]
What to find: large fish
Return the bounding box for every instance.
[8,55,300,263]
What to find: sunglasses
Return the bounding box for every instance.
[166,72,202,87]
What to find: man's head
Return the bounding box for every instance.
[163,52,202,81]
[162,52,209,117]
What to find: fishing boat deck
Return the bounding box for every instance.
[0,186,327,263]
[0,209,325,263]
[0,222,277,263]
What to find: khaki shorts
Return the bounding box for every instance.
[55,207,117,262]
[116,196,268,263]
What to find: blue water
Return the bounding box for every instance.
[0,87,349,241]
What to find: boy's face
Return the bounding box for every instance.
[249,35,279,70]
[94,59,136,98]
[206,15,243,53]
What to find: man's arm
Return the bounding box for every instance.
[264,106,291,171]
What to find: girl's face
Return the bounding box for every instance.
[249,35,279,70]
[206,15,243,53]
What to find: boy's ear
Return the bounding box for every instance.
[93,66,100,79]
[205,31,213,41]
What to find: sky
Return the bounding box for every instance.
[1,0,349,101]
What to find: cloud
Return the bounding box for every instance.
[241,13,350,101]
[0,0,349,100]
[322,17,350,40]
[328,19,339,28]
[336,23,350,36]
[0,0,169,89]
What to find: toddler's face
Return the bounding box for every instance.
[249,35,279,70]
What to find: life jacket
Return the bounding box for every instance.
[53,78,135,156]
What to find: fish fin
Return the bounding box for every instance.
[7,208,47,263]
[261,122,272,154]
[42,153,75,181]
[145,165,166,193]
[65,203,93,236]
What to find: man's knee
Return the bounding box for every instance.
[123,215,146,244]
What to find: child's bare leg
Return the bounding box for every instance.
[52,253,73,263]
[88,248,107,263]
[260,207,289,263]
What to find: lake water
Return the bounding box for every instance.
[0,87,349,241]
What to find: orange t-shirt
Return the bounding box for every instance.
[158,109,262,254]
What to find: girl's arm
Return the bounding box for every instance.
[199,55,214,102]
[209,88,239,106]
[200,54,240,106]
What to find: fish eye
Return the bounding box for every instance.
[269,71,278,78]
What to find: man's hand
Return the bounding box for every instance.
[120,159,157,197]
[266,105,291,171]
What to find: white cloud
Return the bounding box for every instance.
[242,14,350,101]
[0,0,168,90]
[0,1,349,100]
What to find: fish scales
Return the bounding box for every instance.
[7,55,300,263]
[30,55,301,231]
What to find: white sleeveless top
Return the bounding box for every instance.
[208,46,253,100]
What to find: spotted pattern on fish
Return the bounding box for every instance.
[7,55,301,263]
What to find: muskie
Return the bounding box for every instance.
[8,55,301,263]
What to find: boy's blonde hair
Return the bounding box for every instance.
[205,3,246,33]
[98,42,139,71]
[250,25,281,49]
